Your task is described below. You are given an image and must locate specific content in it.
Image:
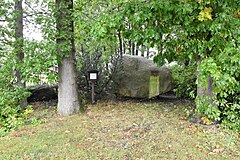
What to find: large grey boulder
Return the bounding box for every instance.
[159,65,173,94]
[114,55,172,98]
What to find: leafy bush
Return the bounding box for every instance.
[0,86,32,136]
[0,61,33,136]
[195,96,221,122]
[76,47,121,102]
[171,63,197,99]
[196,51,240,131]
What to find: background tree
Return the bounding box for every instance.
[0,0,58,134]
[14,0,28,108]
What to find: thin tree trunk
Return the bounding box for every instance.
[141,45,144,57]
[117,31,123,57]
[136,44,139,56]
[56,0,80,116]
[123,40,126,55]
[147,48,150,59]
[128,40,132,55]
[14,0,27,108]
[132,42,135,55]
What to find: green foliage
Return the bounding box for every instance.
[0,61,35,135]
[179,0,237,129]
[74,0,124,102]
[102,0,240,131]
[197,47,240,128]
[0,85,32,136]
[195,96,221,122]
[0,60,32,135]
[76,49,121,101]
[171,64,197,99]
[220,103,240,131]
[23,40,58,85]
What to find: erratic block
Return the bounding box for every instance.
[115,55,161,98]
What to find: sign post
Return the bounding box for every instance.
[88,70,98,104]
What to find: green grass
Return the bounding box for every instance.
[0,100,240,160]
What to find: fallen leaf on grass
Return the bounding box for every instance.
[208,148,224,155]
[179,116,186,120]
[87,137,93,141]
[64,130,71,133]
[212,148,224,153]
[65,142,70,146]
[185,152,193,159]
[208,152,214,155]
[23,154,30,160]
[13,129,36,137]
[76,143,82,148]
[57,117,65,121]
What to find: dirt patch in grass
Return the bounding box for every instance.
[0,100,239,160]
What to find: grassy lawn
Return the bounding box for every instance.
[0,100,240,160]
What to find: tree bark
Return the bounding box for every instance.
[123,40,126,55]
[56,0,80,116]
[147,48,150,59]
[117,31,123,57]
[14,0,27,108]
[136,44,139,56]
[132,42,135,55]
[196,53,216,109]
[197,67,214,98]
[128,40,132,55]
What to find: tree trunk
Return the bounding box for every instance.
[147,48,150,59]
[140,45,144,57]
[14,0,27,108]
[132,42,135,55]
[197,67,215,104]
[136,44,139,56]
[197,33,216,106]
[56,0,80,116]
[128,40,132,55]
[117,31,123,57]
[196,52,216,112]
[123,40,126,55]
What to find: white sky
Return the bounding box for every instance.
[24,24,43,41]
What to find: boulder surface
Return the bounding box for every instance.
[114,55,172,98]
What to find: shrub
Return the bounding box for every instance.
[196,55,240,131]
[0,85,32,136]
[76,48,121,102]
[171,63,197,99]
